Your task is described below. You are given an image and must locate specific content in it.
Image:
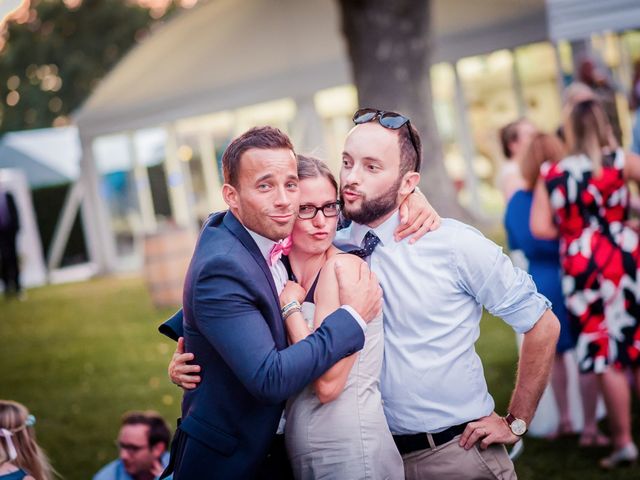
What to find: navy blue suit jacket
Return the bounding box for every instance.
[161,211,364,479]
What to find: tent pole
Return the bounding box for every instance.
[47,179,84,272]
[78,134,118,273]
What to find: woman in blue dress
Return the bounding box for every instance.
[504,133,607,447]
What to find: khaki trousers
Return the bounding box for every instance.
[402,434,517,480]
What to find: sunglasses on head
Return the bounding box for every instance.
[352,108,421,172]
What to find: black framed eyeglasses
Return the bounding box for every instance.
[298,201,340,220]
[352,108,421,172]
[115,440,148,454]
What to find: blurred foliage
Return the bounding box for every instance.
[0,0,180,133]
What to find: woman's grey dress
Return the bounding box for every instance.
[285,279,404,480]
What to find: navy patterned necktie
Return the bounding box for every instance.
[349,231,381,259]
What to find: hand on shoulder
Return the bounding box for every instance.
[331,255,383,324]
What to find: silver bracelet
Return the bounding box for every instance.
[283,306,302,321]
[281,300,301,318]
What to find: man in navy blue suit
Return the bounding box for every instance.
[160,126,382,479]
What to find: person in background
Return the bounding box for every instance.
[497,118,536,203]
[629,60,640,155]
[532,99,640,469]
[0,400,55,480]
[506,133,607,447]
[93,411,171,480]
[577,58,622,145]
[0,187,21,300]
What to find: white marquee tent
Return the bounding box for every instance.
[65,0,549,274]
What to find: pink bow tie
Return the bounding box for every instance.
[269,236,292,266]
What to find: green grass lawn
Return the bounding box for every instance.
[0,276,637,479]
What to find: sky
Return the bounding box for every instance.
[0,0,23,23]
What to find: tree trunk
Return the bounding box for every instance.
[337,0,470,219]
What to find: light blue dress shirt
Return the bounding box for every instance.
[92,452,171,480]
[334,212,551,434]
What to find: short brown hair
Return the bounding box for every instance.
[296,154,337,193]
[121,411,171,449]
[521,133,566,190]
[222,126,295,187]
[398,123,422,175]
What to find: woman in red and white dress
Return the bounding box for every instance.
[532,99,640,468]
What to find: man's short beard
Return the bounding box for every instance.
[341,177,401,226]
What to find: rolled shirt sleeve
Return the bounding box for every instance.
[454,224,551,334]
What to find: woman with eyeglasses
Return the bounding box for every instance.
[281,154,404,480]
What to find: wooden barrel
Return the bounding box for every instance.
[143,228,197,308]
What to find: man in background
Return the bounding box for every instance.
[497,118,536,203]
[93,411,172,480]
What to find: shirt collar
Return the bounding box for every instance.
[349,209,401,248]
[245,227,279,263]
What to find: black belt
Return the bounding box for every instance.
[393,423,469,455]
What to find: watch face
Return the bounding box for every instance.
[510,418,527,436]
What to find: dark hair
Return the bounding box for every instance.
[121,411,171,449]
[521,133,566,190]
[222,126,295,188]
[296,154,337,193]
[499,119,525,159]
[398,123,422,175]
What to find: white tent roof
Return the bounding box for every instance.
[2,126,81,179]
[74,0,547,138]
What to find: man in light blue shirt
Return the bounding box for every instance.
[93,411,172,480]
[332,108,560,479]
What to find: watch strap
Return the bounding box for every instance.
[505,412,527,435]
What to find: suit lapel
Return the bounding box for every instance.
[222,211,280,308]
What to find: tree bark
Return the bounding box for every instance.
[337,0,470,219]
